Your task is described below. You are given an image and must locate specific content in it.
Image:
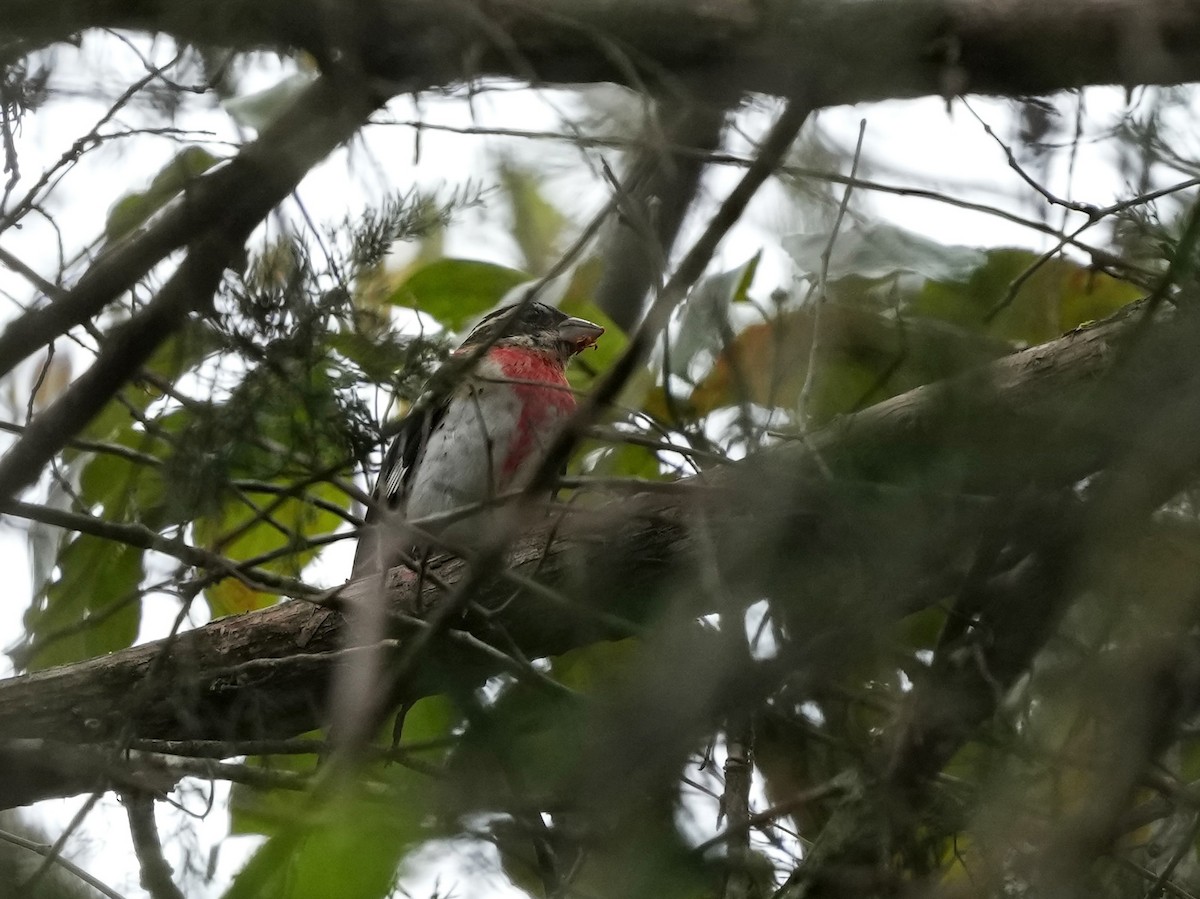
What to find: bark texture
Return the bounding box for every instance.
[8,0,1200,108]
[4,298,1199,808]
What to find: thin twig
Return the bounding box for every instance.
[694,779,848,855]
[19,791,102,894]
[0,827,128,899]
[121,791,186,899]
[529,97,815,495]
[964,99,1099,216]
[0,499,323,597]
[797,118,866,427]
[0,74,381,381]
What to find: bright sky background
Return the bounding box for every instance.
[0,32,1187,899]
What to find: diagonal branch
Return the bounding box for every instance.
[121,792,185,899]
[0,74,382,380]
[0,76,384,502]
[0,296,1197,808]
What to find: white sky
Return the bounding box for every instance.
[0,32,1191,899]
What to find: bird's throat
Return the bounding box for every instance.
[488,346,576,477]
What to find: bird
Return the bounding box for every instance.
[352,300,604,579]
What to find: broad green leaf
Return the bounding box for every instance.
[784,221,986,282]
[80,321,217,447]
[77,426,172,528]
[686,302,1011,421]
[27,480,72,600]
[230,701,458,839]
[195,480,347,617]
[168,357,354,616]
[230,730,323,837]
[76,452,166,538]
[895,605,947,654]
[386,258,529,330]
[498,160,568,275]
[450,686,586,806]
[327,327,428,384]
[578,441,663,480]
[395,694,461,748]
[669,253,760,380]
[550,639,641,693]
[912,248,1143,345]
[223,72,316,131]
[104,147,220,242]
[225,786,427,899]
[19,537,142,670]
[204,579,277,617]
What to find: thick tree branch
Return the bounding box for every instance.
[0,74,381,381]
[5,298,1200,810]
[8,0,1200,112]
[0,240,232,502]
[0,75,384,501]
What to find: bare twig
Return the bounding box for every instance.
[531,97,815,493]
[0,826,128,899]
[0,499,323,597]
[19,791,102,894]
[0,74,381,381]
[797,118,867,428]
[121,791,186,899]
[696,779,848,855]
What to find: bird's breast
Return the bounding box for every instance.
[403,350,575,523]
[489,347,576,478]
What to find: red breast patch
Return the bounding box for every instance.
[490,346,575,477]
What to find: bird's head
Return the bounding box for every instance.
[457,301,604,364]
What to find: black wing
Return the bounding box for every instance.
[351,393,451,577]
[374,404,439,512]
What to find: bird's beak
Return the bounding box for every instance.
[557,316,604,353]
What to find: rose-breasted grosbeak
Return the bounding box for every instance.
[352,301,604,578]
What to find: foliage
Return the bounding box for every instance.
[5,18,1200,899]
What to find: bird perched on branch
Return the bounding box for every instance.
[352,301,604,579]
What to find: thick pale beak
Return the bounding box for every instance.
[557,316,604,353]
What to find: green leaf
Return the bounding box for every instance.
[327,328,418,384]
[395,694,461,748]
[451,687,586,805]
[669,253,760,380]
[576,440,663,481]
[19,536,142,671]
[560,258,628,391]
[912,248,1143,345]
[104,147,220,242]
[194,480,347,617]
[232,698,462,840]
[685,302,1011,422]
[223,72,316,131]
[550,639,641,693]
[225,787,426,899]
[230,731,323,838]
[76,428,171,529]
[386,258,529,331]
[498,160,568,275]
[784,221,987,282]
[80,321,217,447]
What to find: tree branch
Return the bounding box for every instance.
[0,74,381,381]
[7,0,1200,114]
[5,297,1200,809]
[121,792,185,899]
[0,75,384,501]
